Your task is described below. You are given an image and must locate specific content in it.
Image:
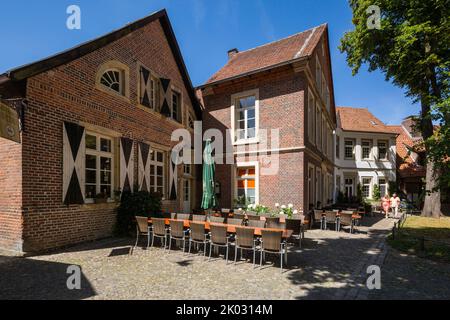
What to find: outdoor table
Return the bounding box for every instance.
[148,218,294,239]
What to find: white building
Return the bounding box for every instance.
[334,107,398,201]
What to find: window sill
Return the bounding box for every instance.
[80,201,119,210]
[233,138,260,146]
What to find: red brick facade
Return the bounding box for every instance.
[0,12,200,253]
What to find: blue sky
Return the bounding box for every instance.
[0,0,419,125]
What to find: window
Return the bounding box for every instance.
[336,135,340,159]
[336,175,341,194]
[345,178,354,198]
[184,164,192,176]
[308,89,315,144]
[379,178,387,197]
[316,58,322,94]
[235,95,256,141]
[85,133,114,200]
[322,116,326,152]
[325,86,331,113]
[362,177,372,198]
[362,140,373,160]
[150,150,165,195]
[100,69,124,95]
[321,73,326,101]
[237,167,256,205]
[139,66,158,110]
[316,168,321,207]
[316,104,321,149]
[378,140,388,160]
[187,112,195,130]
[171,90,181,123]
[344,139,354,159]
[308,166,315,207]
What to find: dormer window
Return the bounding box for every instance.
[100,69,123,95]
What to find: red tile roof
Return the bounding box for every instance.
[204,24,327,85]
[336,107,395,134]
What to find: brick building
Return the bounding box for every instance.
[0,10,201,253]
[198,24,336,212]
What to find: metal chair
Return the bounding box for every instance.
[285,219,303,247]
[227,218,244,226]
[338,213,355,234]
[324,211,338,231]
[246,213,261,221]
[192,214,207,222]
[313,210,326,229]
[188,222,209,258]
[133,216,151,253]
[168,220,189,253]
[151,218,168,250]
[209,224,232,263]
[234,227,258,267]
[209,216,226,224]
[176,213,191,221]
[260,230,287,272]
[247,220,266,228]
[233,213,245,220]
[266,217,282,229]
[170,213,177,219]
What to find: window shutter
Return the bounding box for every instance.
[159,78,171,117]
[169,150,178,200]
[62,121,86,205]
[120,137,134,193]
[138,142,151,192]
[140,66,151,108]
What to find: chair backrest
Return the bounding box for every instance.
[285,219,302,235]
[190,222,206,241]
[332,209,340,213]
[210,224,228,245]
[227,218,243,226]
[209,216,225,224]
[221,208,231,214]
[170,212,177,219]
[233,213,245,220]
[339,213,353,225]
[246,214,261,221]
[261,230,283,252]
[266,217,281,229]
[246,211,257,216]
[247,220,266,228]
[325,211,337,221]
[169,220,185,238]
[177,213,191,221]
[235,227,255,248]
[192,214,206,222]
[342,210,355,215]
[135,216,149,233]
[152,218,166,236]
[314,210,324,220]
[265,217,280,224]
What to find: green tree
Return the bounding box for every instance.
[340,0,449,218]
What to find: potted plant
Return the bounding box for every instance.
[94,192,108,204]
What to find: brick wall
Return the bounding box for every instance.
[19,18,197,252]
[0,137,23,253]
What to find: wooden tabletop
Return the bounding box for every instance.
[148,218,293,238]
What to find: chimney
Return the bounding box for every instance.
[227,48,239,59]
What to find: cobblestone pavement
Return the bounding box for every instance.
[2,216,447,300]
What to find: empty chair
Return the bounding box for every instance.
[266,217,282,229]
[168,220,189,252]
[260,230,287,272]
[133,216,151,253]
[247,220,266,228]
[233,213,245,220]
[338,213,355,234]
[192,214,207,222]
[227,218,243,226]
[234,227,258,267]
[151,218,168,250]
[188,222,209,258]
[246,214,261,221]
[209,216,225,224]
[324,211,338,231]
[285,219,303,247]
[209,224,232,263]
[170,212,177,219]
[176,213,191,221]
[313,210,326,230]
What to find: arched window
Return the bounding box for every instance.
[100,69,123,94]
[95,61,129,98]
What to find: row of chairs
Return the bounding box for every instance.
[134,217,290,272]
[313,210,357,233]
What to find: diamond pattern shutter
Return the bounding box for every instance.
[159,78,171,117]
[62,121,86,205]
[120,137,134,193]
[138,142,151,192]
[139,66,151,108]
[169,150,178,200]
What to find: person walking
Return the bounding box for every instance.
[382,194,391,219]
[390,193,401,218]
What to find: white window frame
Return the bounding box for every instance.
[308,164,315,208]
[171,89,182,123]
[344,139,355,160]
[378,177,387,197]
[361,139,373,160]
[308,88,315,144]
[231,89,260,145]
[149,149,166,196]
[377,140,389,160]
[235,161,259,205]
[85,132,115,203]
[361,177,372,199]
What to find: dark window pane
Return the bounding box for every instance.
[101,171,111,184]
[100,138,111,152]
[157,166,163,176]
[86,185,96,199]
[86,135,97,150]
[157,176,163,187]
[100,185,111,197]
[157,152,163,163]
[100,157,111,171]
[86,155,97,169]
[86,170,96,184]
